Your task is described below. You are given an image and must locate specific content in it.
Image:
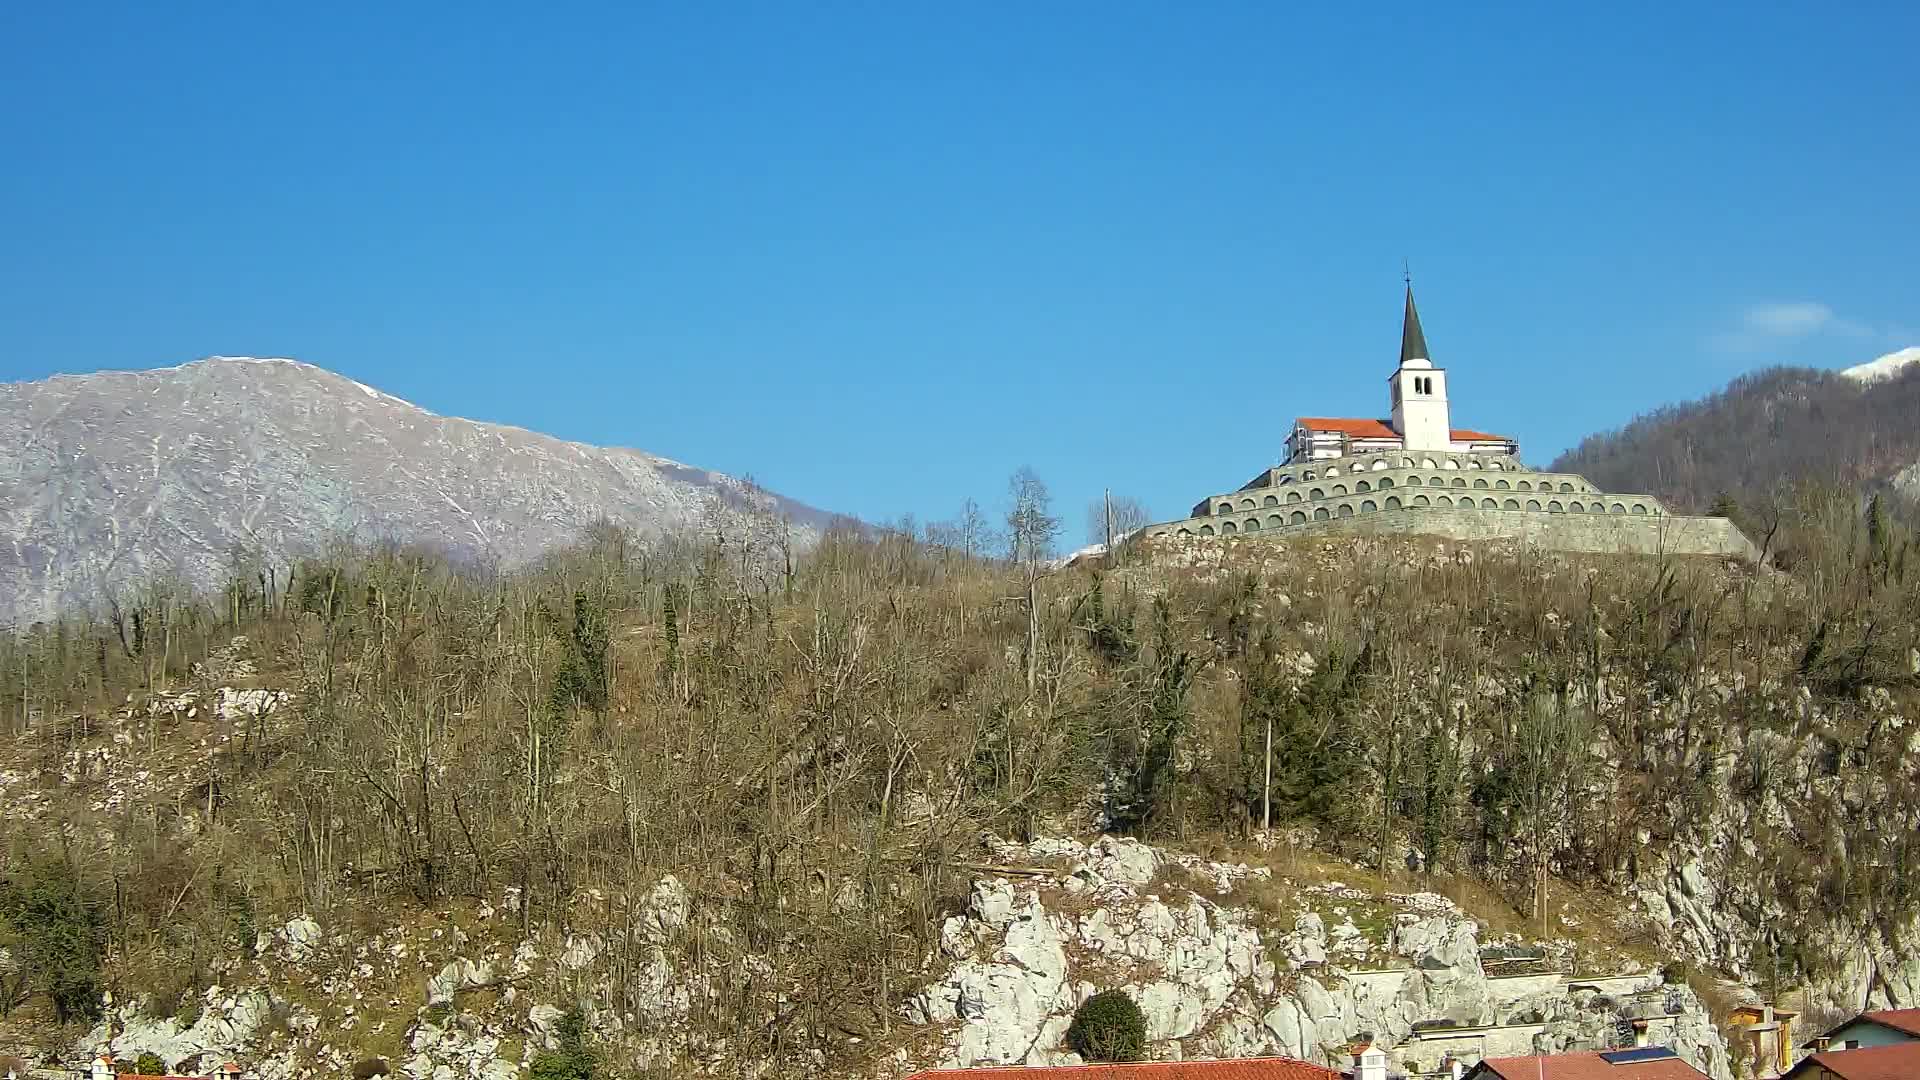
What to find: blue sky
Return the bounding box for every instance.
[3,3,1916,539]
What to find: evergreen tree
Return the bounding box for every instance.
[529,1008,597,1080]
[1066,990,1147,1063]
[662,584,681,681]
[0,853,106,1024]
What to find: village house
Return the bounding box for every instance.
[84,1057,242,1080]
[1462,1048,1708,1079]
[902,1054,1343,1080]
[1800,1008,1920,1053]
[1776,1007,1920,1079]
[1779,1040,1920,1080]
[1727,1003,1798,1078]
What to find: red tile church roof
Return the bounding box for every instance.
[904,1059,1340,1080]
[1294,417,1511,443]
[1296,417,1399,438]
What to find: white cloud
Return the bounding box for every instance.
[1713,301,1888,353]
[1744,301,1833,337]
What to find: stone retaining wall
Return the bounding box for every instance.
[1145,506,1757,561]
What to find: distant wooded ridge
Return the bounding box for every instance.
[1552,364,1920,514]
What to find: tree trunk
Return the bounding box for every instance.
[1262,714,1273,833]
[1025,575,1038,691]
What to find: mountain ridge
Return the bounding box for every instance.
[1549,350,1920,513]
[0,356,835,625]
[1840,345,1920,384]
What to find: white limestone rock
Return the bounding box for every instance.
[1286,912,1330,968]
[639,875,689,941]
[280,916,323,962]
[427,959,493,1007]
[527,1004,565,1048]
[1081,835,1160,889]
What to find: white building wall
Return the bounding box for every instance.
[1823,1020,1917,1050]
[1391,361,1453,452]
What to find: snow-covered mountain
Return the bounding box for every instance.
[0,357,836,625]
[1841,345,1920,384]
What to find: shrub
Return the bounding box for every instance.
[1066,989,1148,1063]
[0,854,106,1025]
[351,1059,391,1080]
[135,1054,167,1076]
[529,1008,596,1080]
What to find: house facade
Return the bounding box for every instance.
[903,1057,1340,1080]
[85,1057,242,1080]
[1464,1048,1708,1079]
[1781,1040,1920,1079]
[1727,1004,1798,1078]
[1803,1009,1920,1052]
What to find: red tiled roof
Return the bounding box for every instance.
[1786,1041,1920,1079]
[904,1059,1340,1080]
[1293,417,1511,443]
[90,1059,214,1080]
[1860,1008,1920,1037]
[1472,1051,1707,1079]
[1296,417,1400,439]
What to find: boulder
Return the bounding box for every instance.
[281,916,323,962]
[426,959,492,1008]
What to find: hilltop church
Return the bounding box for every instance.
[1138,286,1756,560]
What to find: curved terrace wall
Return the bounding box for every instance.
[1157,450,1754,560]
[1143,505,1757,561]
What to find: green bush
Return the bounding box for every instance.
[0,853,106,1025]
[529,1008,596,1080]
[1066,989,1147,1063]
[135,1053,167,1076]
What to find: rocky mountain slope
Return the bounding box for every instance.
[1550,349,1920,512]
[1,507,1915,1079]
[0,357,835,626]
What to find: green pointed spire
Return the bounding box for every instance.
[1400,284,1430,364]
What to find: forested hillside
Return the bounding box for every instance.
[1,485,1917,1075]
[1551,364,1920,513]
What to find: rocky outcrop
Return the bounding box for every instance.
[1619,680,1920,1033]
[68,876,706,1080]
[84,990,287,1077]
[904,836,1729,1078]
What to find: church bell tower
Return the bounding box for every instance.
[1388,284,1452,451]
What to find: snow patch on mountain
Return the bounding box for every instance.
[1841,346,1920,384]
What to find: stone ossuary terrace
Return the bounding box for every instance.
[1139,286,1757,561]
